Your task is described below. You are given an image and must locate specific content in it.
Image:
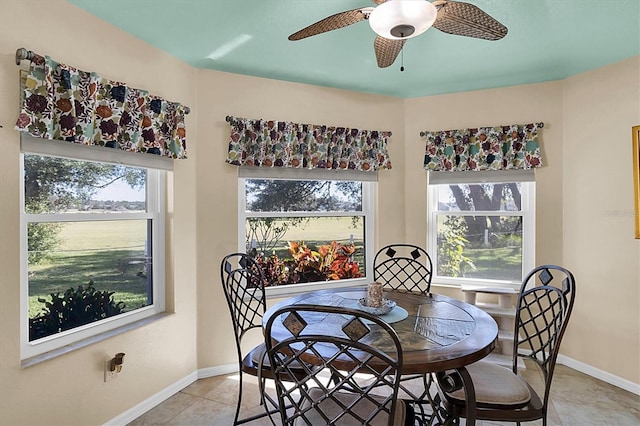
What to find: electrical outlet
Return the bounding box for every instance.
[104,360,118,382]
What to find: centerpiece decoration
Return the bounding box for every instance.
[366,282,383,307]
[357,281,396,316]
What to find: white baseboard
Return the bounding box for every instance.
[197,363,238,379]
[557,354,640,395]
[104,357,639,425]
[102,365,238,425]
[103,371,198,426]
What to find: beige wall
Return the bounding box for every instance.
[0,1,198,425]
[0,1,638,424]
[561,57,640,382]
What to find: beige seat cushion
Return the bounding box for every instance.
[249,342,270,367]
[294,387,407,426]
[447,361,531,407]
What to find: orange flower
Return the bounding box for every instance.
[142,116,152,128]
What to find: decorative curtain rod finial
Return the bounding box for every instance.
[15,48,34,65]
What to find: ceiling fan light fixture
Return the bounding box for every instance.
[368,0,438,40]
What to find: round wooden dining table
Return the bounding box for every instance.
[263,286,499,425]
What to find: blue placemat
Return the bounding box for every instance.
[362,306,408,324]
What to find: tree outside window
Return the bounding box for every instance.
[429,179,534,285]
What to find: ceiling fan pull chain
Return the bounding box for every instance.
[400,38,405,72]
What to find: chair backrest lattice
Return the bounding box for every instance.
[513,264,576,408]
[221,253,267,343]
[265,304,405,426]
[374,244,433,295]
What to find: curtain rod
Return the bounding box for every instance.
[15,47,190,115]
[225,115,393,136]
[419,122,544,137]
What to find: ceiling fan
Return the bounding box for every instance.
[288,0,508,68]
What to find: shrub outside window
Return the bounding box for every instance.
[427,171,535,287]
[239,169,375,295]
[21,146,166,360]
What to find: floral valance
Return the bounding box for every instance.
[226,115,392,171]
[15,52,187,159]
[422,123,543,172]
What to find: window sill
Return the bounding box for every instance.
[265,278,368,299]
[21,312,173,368]
[431,278,520,290]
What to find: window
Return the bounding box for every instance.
[239,168,375,296]
[427,170,535,287]
[20,137,166,360]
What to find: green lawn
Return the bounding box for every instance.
[453,246,522,281]
[28,221,150,318]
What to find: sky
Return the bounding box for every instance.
[93,179,145,202]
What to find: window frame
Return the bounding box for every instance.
[20,136,168,361]
[238,167,376,298]
[427,170,536,289]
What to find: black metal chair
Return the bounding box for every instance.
[220,253,279,425]
[374,244,435,419]
[264,304,415,426]
[374,244,433,295]
[435,264,577,425]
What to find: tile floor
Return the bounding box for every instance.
[129,363,639,425]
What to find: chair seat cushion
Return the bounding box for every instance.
[295,387,409,426]
[249,342,270,368]
[246,343,306,381]
[446,361,531,407]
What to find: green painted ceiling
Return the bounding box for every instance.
[67,0,639,98]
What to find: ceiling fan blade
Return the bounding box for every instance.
[374,36,405,68]
[432,0,508,41]
[288,9,367,41]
